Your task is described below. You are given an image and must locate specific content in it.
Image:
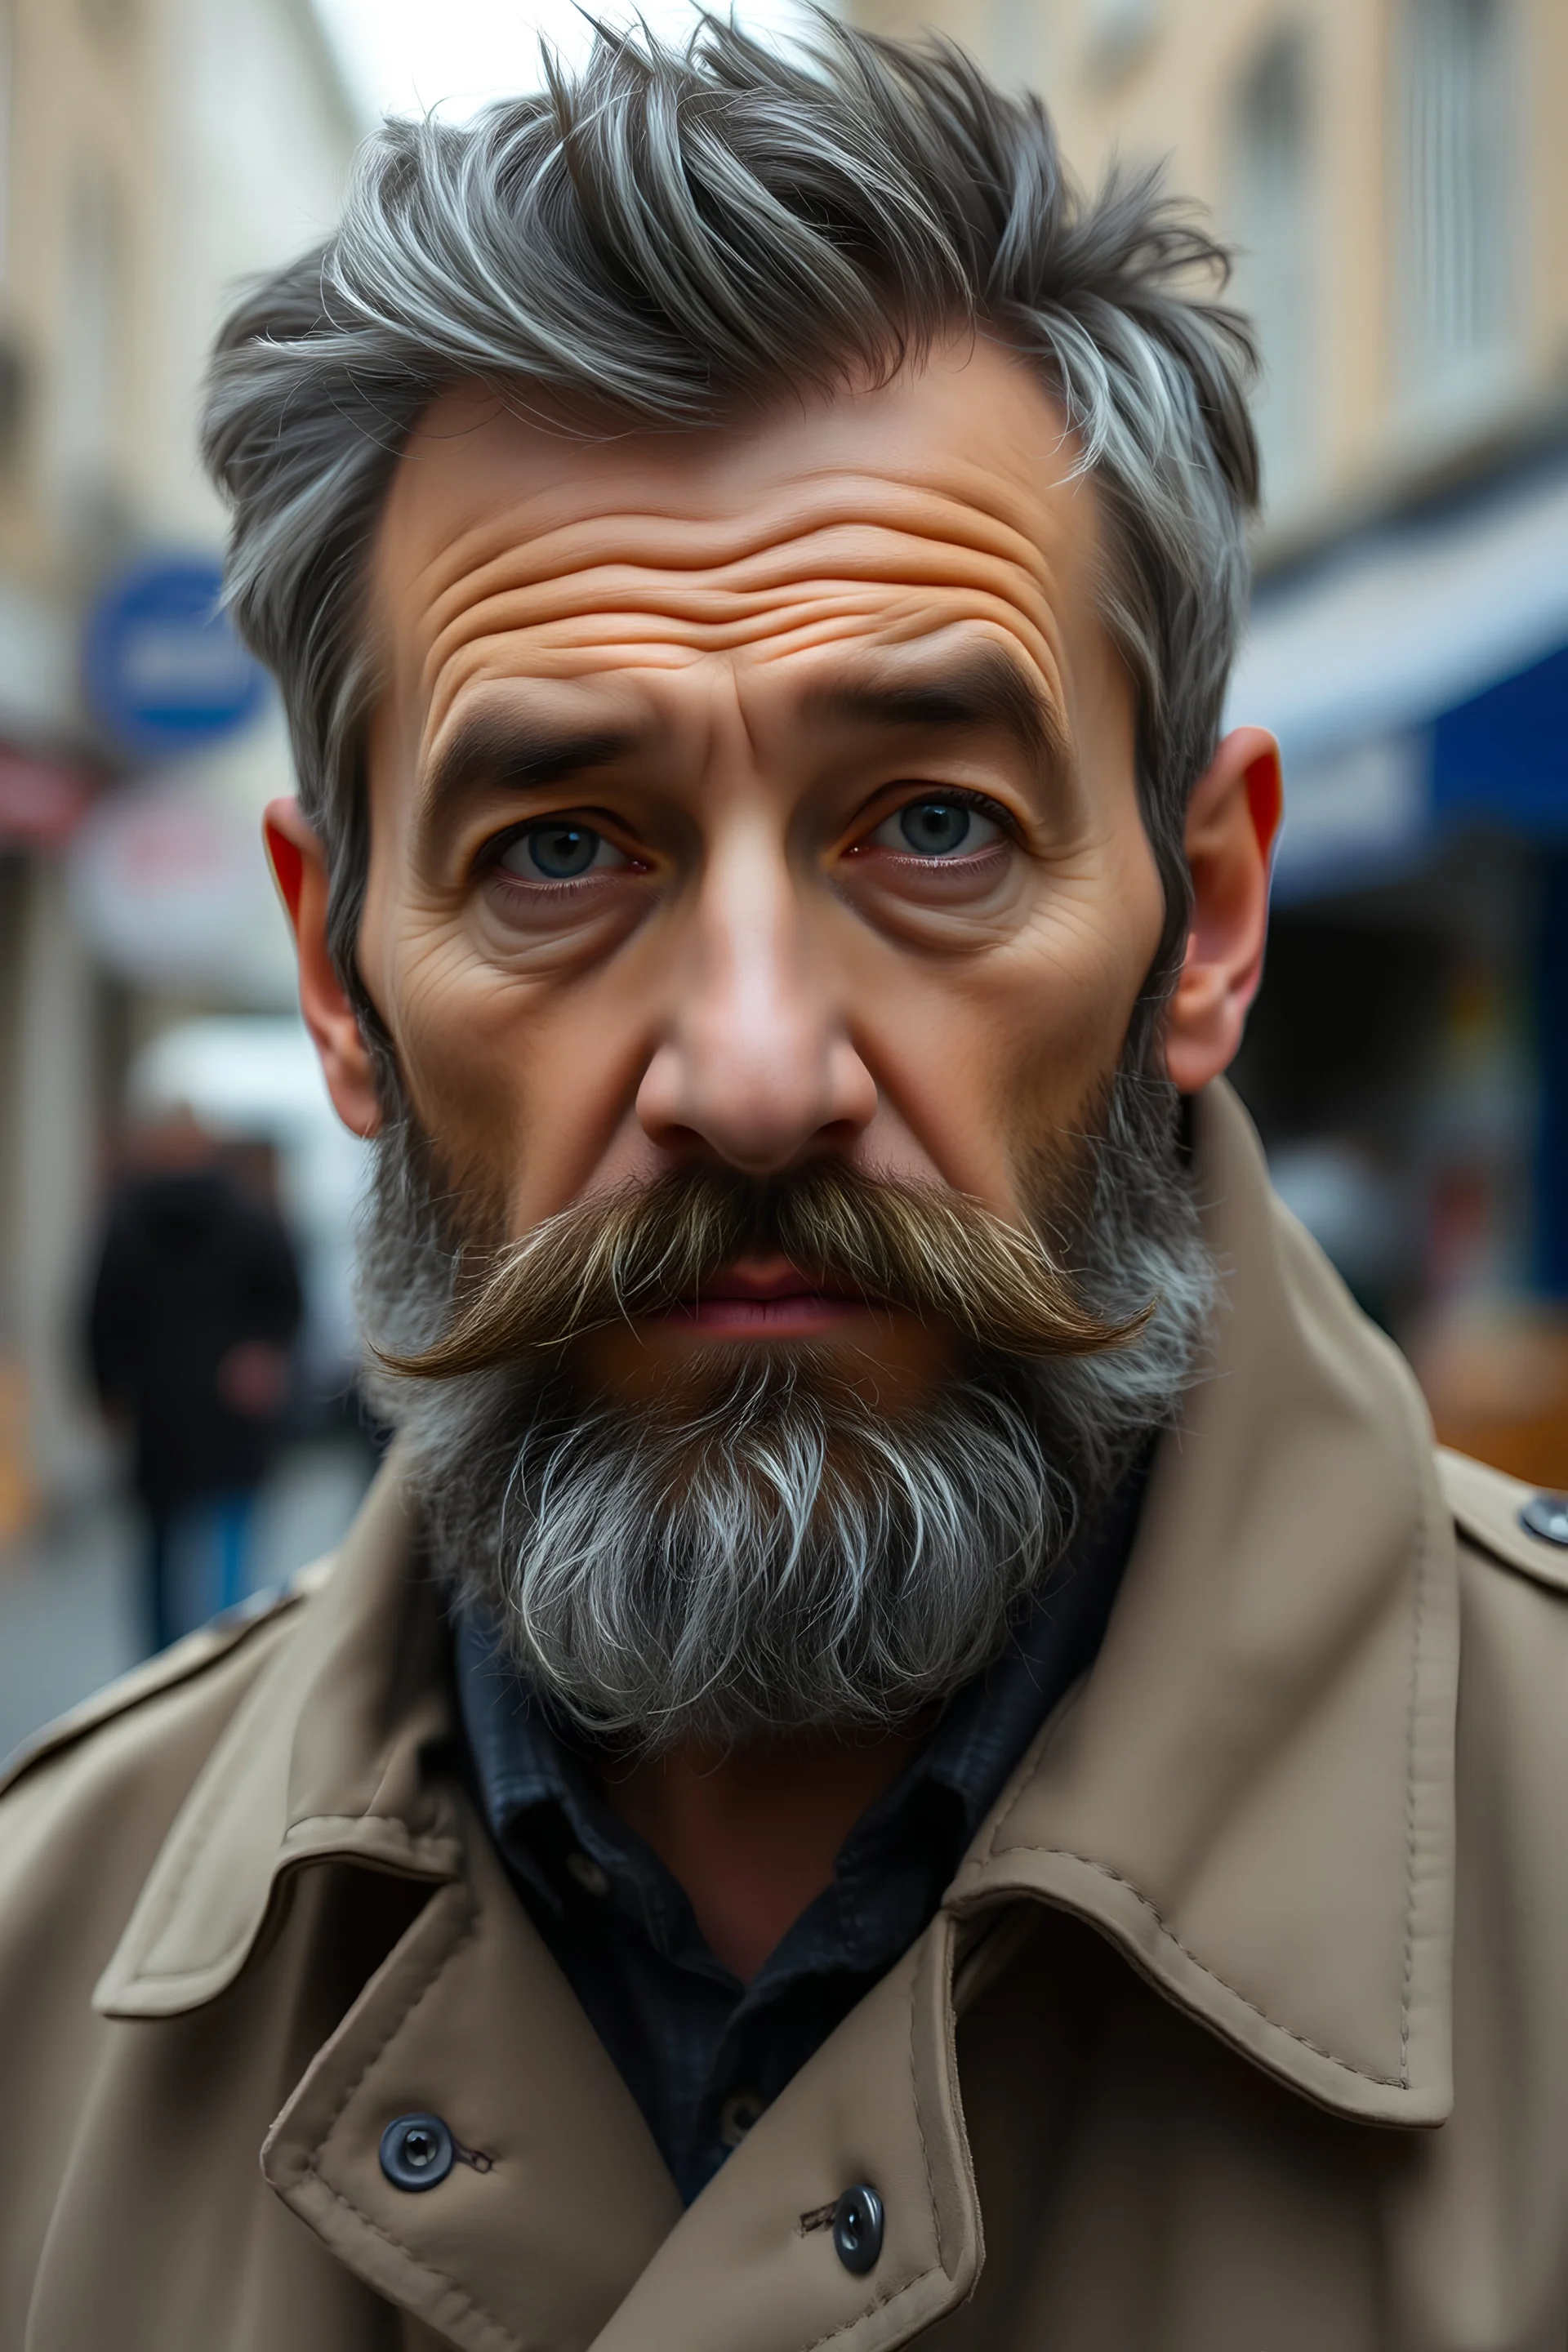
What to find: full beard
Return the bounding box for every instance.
[355,1061,1217,1753]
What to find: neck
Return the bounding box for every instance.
[598,1717,933,1982]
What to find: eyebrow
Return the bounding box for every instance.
[804,644,1072,786]
[414,642,1071,840]
[416,708,640,834]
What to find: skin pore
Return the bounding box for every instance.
[270,336,1280,1980]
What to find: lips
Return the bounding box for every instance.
[697,1259,844,1303]
[664,1256,866,1332]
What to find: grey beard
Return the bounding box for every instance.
[355,1067,1217,1752]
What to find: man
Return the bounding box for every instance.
[2,23,1566,2350]
[87,1106,303,1651]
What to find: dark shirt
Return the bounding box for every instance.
[457,1468,1145,2203]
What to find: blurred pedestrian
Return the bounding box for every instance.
[86,1106,302,1653]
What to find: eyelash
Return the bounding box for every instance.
[475,784,1020,891]
[477,815,642,879]
[856,786,1019,851]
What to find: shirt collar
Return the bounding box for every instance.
[455,1452,1148,1971]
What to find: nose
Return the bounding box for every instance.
[635,835,876,1175]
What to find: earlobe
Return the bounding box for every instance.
[1164,727,1281,1096]
[263,799,385,1139]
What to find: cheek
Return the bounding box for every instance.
[856,871,1162,1215]
[359,742,659,1230]
[359,865,537,1214]
[379,924,663,1232]
[386,935,537,1188]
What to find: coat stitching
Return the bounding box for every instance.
[109,1602,339,1962]
[290,1890,533,2351]
[954,1368,1441,2100]
[305,1882,479,2150]
[295,1883,938,2352]
[951,1854,1407,2088]
[909,1931,943,2270]
[295,2169,524,2352]
[797,2264,944,2352]
[128,1714,260,1957]
[799,1938,954,2351]
[1396,1378,1435,2091]
[127,1819,458,1998]
[0,1583,304,1806]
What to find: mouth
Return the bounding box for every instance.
[660,1255,872,1338]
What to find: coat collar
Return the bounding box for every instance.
[93,1460,462,2018]
[95,1080,1459,2132]
[949,1080,1459,2125]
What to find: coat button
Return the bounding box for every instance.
[565,1851,610,1898]
[380,2113,455,2191]
[831,2183,884,2275]
[1521,1492,1568,1547]
[718,2089,768,2149]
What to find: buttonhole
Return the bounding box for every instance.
[798,2202,837,2235]
[454,2139,495,2174]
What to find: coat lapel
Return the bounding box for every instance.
[947,1082,1459,2124]
[259,1816,982,2352]
[261,1809,683,2352]
[94,1461,461,2020]
[587,1909,982,2352]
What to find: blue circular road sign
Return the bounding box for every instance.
[83,555,266,761]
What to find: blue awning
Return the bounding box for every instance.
[1227,452,1568,900]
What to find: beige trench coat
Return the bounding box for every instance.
[3,1080,1567,2352]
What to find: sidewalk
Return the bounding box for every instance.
[0,1439,376,1764]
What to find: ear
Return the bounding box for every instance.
[264,799,384,1138]
[1163,727,1282,1095]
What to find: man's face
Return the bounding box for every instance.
[357,337,1165,1409]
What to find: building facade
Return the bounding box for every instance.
[849,0,1566,530]
[0,0,359,1533]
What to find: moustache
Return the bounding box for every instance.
[376,1158,1150,1383]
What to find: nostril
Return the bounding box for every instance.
[635,1025,876,1172]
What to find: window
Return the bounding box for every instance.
[1227,29,1314,510]
[1398,0,1515,389]
[0,0,12,283]
[1082,0,1159,81]
[52,163,123,550]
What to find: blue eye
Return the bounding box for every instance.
[868,799,1004,858]
[498,822,620,880]
[901,801,971,855]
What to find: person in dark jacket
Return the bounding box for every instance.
[87,1107,302,1653]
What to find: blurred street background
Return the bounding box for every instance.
[0,0,1564,1757]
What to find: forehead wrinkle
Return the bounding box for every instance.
[416,533,1070,706]
[399,472,1067,647]
[418,588,1073,755]
[389,459,1093,755]
[376,342,1100,675]
[423,564,1053,667]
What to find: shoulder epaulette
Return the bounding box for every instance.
[0,1557,331,1800]
[1438,1447,1568,1597]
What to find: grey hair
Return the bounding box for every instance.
[201,12,1258,1034]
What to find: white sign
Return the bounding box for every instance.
[66,775,295,1005]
